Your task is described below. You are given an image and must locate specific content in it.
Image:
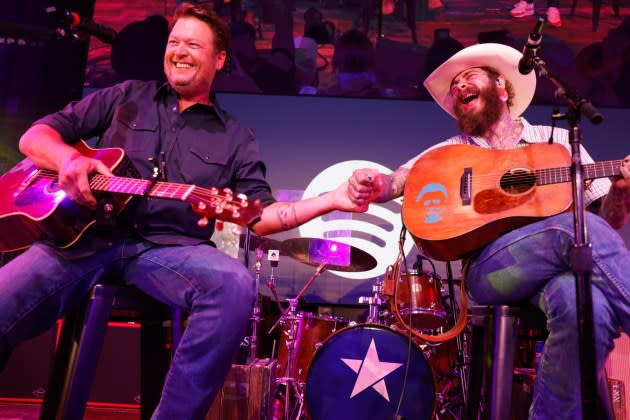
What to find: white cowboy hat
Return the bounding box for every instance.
[423,43,536,118]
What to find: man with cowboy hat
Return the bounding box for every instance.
[347,42,630,418]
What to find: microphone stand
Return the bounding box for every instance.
[529,54,603,419]
[378,0,384,38]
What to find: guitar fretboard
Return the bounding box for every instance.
[89,175,194,200]
[535,160,623,185]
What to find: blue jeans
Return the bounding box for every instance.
[467,212,629,419]
[0,235,255,419]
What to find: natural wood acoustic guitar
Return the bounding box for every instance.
[402,143,622,261]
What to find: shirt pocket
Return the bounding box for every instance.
[105,104,158,151]
[182,144,232,188]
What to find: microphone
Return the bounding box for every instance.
[46,7,118,44]
[518,17,545,75]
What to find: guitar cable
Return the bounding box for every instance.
[393,226,412,420]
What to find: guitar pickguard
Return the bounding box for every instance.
[473,188,535,214]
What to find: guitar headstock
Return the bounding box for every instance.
[188,187,263,228]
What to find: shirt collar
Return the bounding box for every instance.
[155,83,229,126]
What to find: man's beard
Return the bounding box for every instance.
[454,85,503,136]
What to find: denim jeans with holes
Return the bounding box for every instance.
[467,212,629,419]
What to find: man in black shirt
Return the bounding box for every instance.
[0,4,362,418]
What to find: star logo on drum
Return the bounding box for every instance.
[340,338,403,402]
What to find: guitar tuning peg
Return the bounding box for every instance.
[231,209,241,219]
[237,193,248,207]
[222,187,233,200]
[198,216,209,227]
[197,201,207,211]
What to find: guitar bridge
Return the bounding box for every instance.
[460,167,472,206]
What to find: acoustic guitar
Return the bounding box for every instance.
[402,143,622,261]
[0,140,263,252]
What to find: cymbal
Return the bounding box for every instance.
[280,237,377,272]
[239,234,283,253]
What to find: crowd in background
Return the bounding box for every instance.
[108,0,630,106]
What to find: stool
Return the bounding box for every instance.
[465,305,613,420]
[570,0,621,32]
[40,284,183,420]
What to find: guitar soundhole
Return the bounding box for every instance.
[500,169,535,194]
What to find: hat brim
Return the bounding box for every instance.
[423,43,536,119]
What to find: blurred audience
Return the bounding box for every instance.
[110,15,169,83]
[124,1,629,107]
[576,16,630,106]
[510,0,561,28]
[303,7,336,45]
[252,3,296,94]
[424,28,464,78]
[319,29,381,98]
[359,0,418,44]
[294,35,320,94]
[214,1,297,94]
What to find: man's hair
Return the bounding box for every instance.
[170,3,230,53]
[480,66,515,109]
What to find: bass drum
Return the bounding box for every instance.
[305,324,435,420]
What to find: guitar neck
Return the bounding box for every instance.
[536,160,623,185]
[90,174,195,200]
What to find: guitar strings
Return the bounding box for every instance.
[33,169,246,205]
[432,159,623,189]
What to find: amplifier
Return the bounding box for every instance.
[207,358,278,420]
[0,320,141,406]
[0,323,57,400]
[606,334,630,420]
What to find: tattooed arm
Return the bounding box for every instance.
[347,166,410,206]
[250,179,367,236]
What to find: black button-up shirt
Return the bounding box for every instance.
[35,80,275,247]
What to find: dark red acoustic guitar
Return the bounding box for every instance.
[402,143,622,261]
[0,140,263,252]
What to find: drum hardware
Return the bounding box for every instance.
[267,261,340,419]
[240,231,284,363]
[266,237,377,420]
[382,227,470,418]
[358,277,386,324]
[444,260,469,407]
[275,297,307,420]
[264,246,285,316]
[246,247,264,363]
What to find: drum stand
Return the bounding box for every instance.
[267,262,328,420]
[433,261,469,419]
[276,298,306,420]
[445,261,469,406]
[358,277,386,324]
[246,248,265,363]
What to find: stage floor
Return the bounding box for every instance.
[0,402,139,420]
